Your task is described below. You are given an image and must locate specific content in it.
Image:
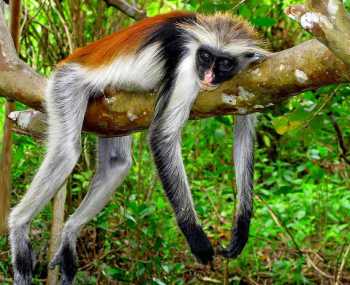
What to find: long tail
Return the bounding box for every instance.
[220,114,256,258]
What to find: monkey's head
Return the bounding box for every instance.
[195,45,265,90]
[182,13,269,90]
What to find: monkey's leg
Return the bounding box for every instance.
[49,136,132,285]
[149,58,214,265]
[220,114,256,258]
[9,65,89,285]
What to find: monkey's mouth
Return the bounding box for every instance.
[199,81,219,91]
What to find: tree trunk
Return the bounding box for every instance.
[46,183,67,285]
[0,0,21,234]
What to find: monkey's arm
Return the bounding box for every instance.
[149,57,214,264]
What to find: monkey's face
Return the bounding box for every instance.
[196,46,265,91]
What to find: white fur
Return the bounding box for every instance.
[184,23,220,48]
[84,43,164,92]
[224,42,266,57]
[234,114,256,215]
[9,67,87,229]
[183,23,265,58]
[160,42,200,135]
[55,137,132,254]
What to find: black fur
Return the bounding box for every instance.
[140,14,196,116]
[219,211,251,258]
[149,129,214,264]
[178,222,214,264]
[196,45,240,84]
[49,242,78,285]
[14,239,34,285]
[146,14,215,265]
[60,244,78,285]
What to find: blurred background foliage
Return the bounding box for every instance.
[0,0,350,284]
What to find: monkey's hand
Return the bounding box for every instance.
[180,223,214,264]
[49,241,78,285]
[217,217,249,258]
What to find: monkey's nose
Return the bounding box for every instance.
[204,70,214,84]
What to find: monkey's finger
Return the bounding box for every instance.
[48,250,64,270]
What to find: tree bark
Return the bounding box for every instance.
[103,0,146,20]
[0,0,21,234]
[46,183,67,285]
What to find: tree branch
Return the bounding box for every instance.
[7,109,46,139]
[103,0,146,20]
[1,4,350,136]
[327,111,350,164]
[0,3,46,111]
[286,0,350,66]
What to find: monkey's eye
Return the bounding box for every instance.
[218,58,234,72]
[198,50,212,64]
[244,52,256,59]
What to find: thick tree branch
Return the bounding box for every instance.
[1,5,350,136]
[286,0,350,66]
[103,0,146,20]
[0,5,45,111]
[4,39,350,136]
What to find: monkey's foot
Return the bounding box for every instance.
[184,225,214,265]
[49,241,78,285]
[10,227,36,285]
[13,238,35,285]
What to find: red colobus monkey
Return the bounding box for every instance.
[9,11,268,284]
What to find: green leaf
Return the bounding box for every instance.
[153,278,167,285]
[252,17,277,27]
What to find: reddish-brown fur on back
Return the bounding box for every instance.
[59,11,194,68]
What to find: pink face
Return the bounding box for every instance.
[196,45,266,91]
[204,69,214,84]
[201,69,216,90]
